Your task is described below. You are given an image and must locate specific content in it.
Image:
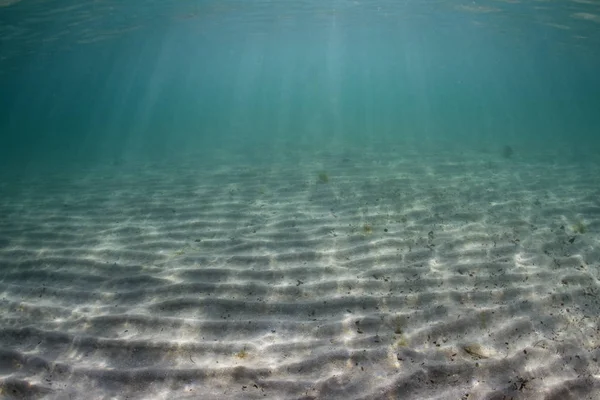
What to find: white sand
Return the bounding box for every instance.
[1,145,600,399]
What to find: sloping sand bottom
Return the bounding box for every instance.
[1,147,600,399]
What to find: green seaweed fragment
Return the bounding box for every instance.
[572,221,587,234]
[394,334,409,348]
[393,316,408,347]
[317,172,329,184]
[393,316,403,335]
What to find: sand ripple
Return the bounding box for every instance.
[1,150,600,399]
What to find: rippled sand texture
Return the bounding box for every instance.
[1,149,600,399]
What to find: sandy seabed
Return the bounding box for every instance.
[1,146,600,400]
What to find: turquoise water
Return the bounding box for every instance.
[1,0,599,170]
[3,2,600,399]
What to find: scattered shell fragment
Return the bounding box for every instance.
[463,343,492,359]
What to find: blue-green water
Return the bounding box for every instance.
[2,2,600,399]
[1,0,599,170]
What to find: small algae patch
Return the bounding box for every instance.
[317,172,329,184]
[392,316,408,347]
[363,223,373,235]
[393,315,404,335]
[572,221,587,234]
[235,347,249,359]
[394,334,409,348]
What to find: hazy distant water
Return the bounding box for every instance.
[1,0,599,172]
